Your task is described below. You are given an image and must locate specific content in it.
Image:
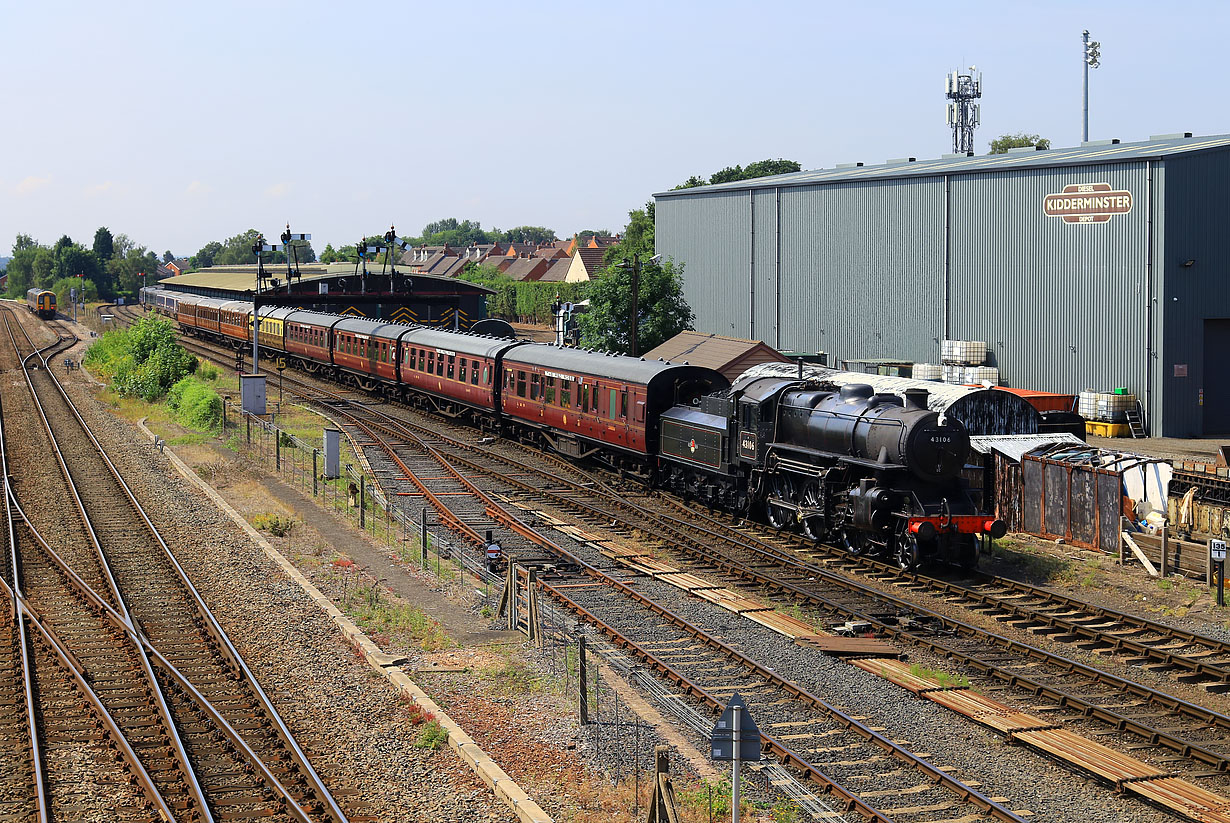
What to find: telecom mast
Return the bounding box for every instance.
[945,67,982,154]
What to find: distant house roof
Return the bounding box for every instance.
[587,234,619,248]
[643,330,791,382]
[538,258,572,282]
[532,245,569,259]
[504,242,538,257]
[504,257,549,282]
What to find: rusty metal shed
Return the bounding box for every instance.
[1019,443,1170,553]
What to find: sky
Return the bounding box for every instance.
[2,0,1226,258]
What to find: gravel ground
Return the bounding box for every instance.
[35,319,521,823]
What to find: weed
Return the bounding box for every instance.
[413,719,449,749]
[771,801,802,823]
[344,594,454,652]
[253,512,296,537]
[1158,578,1175,591]
[480,605,493,619]
[481,656,545,694]
[403,701,435,726]
[908,663,970,689]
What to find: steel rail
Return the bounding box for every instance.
[11,309,345,823]
[21,317,347,823]
[28,361,350,823]
[0,318,175,821]
[0,318,48,823]
[340,404,1230,775]
[7,488,320,823]
[141,309,1230,772]
[345,412,1026,823]
[5,313,218,823]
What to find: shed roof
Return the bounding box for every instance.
[655,133,1230,197]
[969,433,1085,462]
[644,331,790,375]
[158,264,492,294]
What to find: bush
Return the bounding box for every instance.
[83,315,197,401]
[166,376,222,431]
[196,360,220,380]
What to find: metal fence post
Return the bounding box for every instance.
[276,429,281,472]
[420,507,428,568]
[359,475,365,529]
[578,635,588,725]
[246,414,251,445]
[1160,523,1169,577]
[313,450,318,496]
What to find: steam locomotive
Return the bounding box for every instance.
[142,288,1002,569]
[658,375,1004,569]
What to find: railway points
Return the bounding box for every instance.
[71,300,1230,821]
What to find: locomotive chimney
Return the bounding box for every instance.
[903,388,930,410]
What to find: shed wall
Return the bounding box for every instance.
[948,161,1150,414]
[1160,148,1230,435]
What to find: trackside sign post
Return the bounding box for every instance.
[711,693,761,823]
[1212,539,1227,607]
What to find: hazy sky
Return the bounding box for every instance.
[2,0,1225,257]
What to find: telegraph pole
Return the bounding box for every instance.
[1082,30,1101,142]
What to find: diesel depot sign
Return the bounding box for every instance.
[1044,182,1134,223]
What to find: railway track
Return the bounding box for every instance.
[1,308,360,822]
[111,303,1230,820]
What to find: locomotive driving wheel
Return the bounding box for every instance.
[841,528,867,556]
[894,535,921,572]
[766,502,793,529]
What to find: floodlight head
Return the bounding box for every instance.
[648,254,663,265]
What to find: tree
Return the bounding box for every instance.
[113,233,135,258]
[286,240,316,264]
[602,203,655,265]
[93,227,114,261]
[576,229,612,243]
[578,257,693,354]
[675,159,802,190]
[163,250,174,264]
[12,233,37,255]
[54,244,103,289]
[213,229,265,266]
[502,226,557,245]
[989,133,1050,154]
[192,240,223,268]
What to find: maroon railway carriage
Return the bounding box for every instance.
[395,326,521,421]
[283,310,341,374]
[329,316,413,393]
[499,345,729,472]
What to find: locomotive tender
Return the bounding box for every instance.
[142,287,1002,568]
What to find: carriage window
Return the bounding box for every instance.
[447,355,455,380]
[545,376,556,405]
[530,374,541,400]
[459,358,467,383]
[480,366,487,385]
[427,352,435,373]
[561,383,571,408]
[609,389,618,420]
[473,363,481,385]
[436,355,444,376]
[581,384,589,413]
[516,370,527,398]
[418,350,425,371]
[620,390,628,419]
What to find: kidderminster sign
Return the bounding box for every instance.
[1044,182,1134,223]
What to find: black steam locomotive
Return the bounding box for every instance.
[657,374,1004,570]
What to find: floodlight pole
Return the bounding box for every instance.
[1081,30,1100,143]
[1082,30,1090,142]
